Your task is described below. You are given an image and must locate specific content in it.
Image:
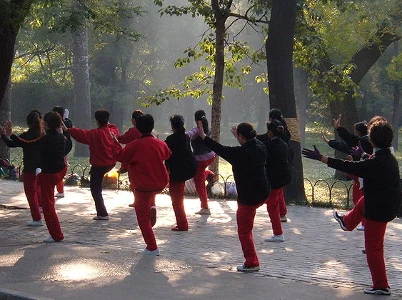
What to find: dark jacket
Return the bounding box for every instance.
[9,129,70,174]
[203,137,270,205]
[1,130,41,172]
[260,137,291,189]
[327,148,401,222]
[336,126,373,154]
[257,129,293,163]
[165,132,197,182]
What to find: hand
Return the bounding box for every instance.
[5,120,12,136]
[230,126,238,138]
[350,145,363,159]
[302,145,323,161]
[197,121,206,139]
[332,114,341,129]
[320,132,329,144]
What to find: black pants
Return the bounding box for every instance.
[90,165,114,217]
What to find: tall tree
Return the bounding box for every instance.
[0,0,34,108]
[266,0,305,202]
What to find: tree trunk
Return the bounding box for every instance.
[392,42,401,150]
[0,80,11,161]
[267,0,305,203]
[71,2,91,157]
[209,0,228,177]
[294,67,308,147]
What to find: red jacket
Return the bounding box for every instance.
[113,134,171,192]
[69,124,120,167]
[117,127,141,144]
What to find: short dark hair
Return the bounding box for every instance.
[354,121,368,136]
[369,120,393,148]
[170,115,185,133]
[132,109,144,120]
[95,109,110,126]
[136,114,154,134]
[237,122,256,140]
[43,111,62,129]
[52,106,65,117]
[267,119,284,136]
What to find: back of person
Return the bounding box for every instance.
[165,131,197,182]
[262,138,291,189]
[125,136,171,192]
[39,130,66,173]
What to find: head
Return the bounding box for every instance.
[267,119,285,138]
[43,112,62,130]
[269,108,287,127]
[170,115,185,133]
[95,109,110,126]
[353,121,368,137]
[368,118,393,148]
[136,114,154,134]
[26,110,42,134]
[52,106,65,119]
[194,110,209,133]
[236,122,256,145]
[131,109,144,126]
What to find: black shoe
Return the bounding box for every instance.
[117,168,127,174]
[363,287,391,295]
[333,211,347,231]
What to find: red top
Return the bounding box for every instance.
[69,124,120,167]
[117,127,141,144]
[113,135,171,192]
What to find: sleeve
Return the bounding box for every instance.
[327,157,372,178]
[336,127,359,148]
[203,136,238,165]
[1,134,18,148]
[68,127,92,145]
[9,134,43,149]
[117,128,139,144]
[185,127,198,140]
[327,139,352,155]
[112,141,131,163]
[64,132,73,155]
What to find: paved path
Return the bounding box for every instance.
[0,179,401,299]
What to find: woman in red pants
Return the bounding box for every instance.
[197,121,270,272]
[1,111,43,226]
[186,110,215,215]
[303,117,401,296]
[259,120,291,242]
[165,115,197,231]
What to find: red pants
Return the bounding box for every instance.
[279,196,287,217]
[55,156,67,194]
[343,197,389,289]
[237,202,263,267]
[133,190,158,251]
[266,188,284,235]
[38,167,67,241]
[193,157,215,209]
[22,171,42,221]
[169,181,188,230]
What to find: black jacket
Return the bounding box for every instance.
[261,137,291,189]
[9,129,70,174]
[203,137,270,205]
[327,148,401,222]
[336,126,372,154]
[1,130,41,172]
[165,132,197,182]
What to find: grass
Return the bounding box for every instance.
[5,123,402,209]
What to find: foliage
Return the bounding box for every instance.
[143,0,268,106]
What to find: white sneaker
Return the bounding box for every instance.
[143,248,160,256]
[265,234,285,242]
[55,193,64,198]
[43,236,56,243]
[27,220,43,227]
[280,215,288,222]
[195,208,211,215]
[356,225,365,231]
[236,265,260,272]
